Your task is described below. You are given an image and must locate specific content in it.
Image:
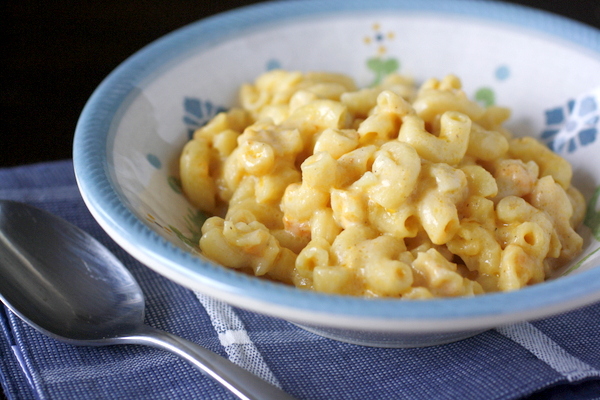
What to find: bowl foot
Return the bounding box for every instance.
[293,323,488,348]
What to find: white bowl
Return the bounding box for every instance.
[73,0,600,347]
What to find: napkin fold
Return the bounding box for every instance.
[0,160,599,400]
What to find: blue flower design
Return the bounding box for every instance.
[266,59,282,70]
[146,153,162,169]
[183,97,227,139]
[541,95,599,153]
[495,65,510,81]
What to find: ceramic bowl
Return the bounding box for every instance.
[73,0,600,347]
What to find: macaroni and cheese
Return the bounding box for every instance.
[179,70,585,298]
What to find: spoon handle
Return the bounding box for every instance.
[123,325,297,400]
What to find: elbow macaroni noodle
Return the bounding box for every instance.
[179,70,585,298]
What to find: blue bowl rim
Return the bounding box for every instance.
[73,0,600,324]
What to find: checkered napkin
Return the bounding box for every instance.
[0,160,599,400]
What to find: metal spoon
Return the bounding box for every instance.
[0,200,295,400]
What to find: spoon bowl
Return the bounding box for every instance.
[0,199,144,343]
[0,200,295,400]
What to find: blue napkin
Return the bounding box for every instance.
[1,160,599,400]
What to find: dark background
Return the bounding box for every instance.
[2,0,599,169]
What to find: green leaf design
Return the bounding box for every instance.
[367,57,400,86]
[381,58,399,74]
[168,208,208,249]
[475,87,495,107]
[367,58,384,71]
[563,246,600,275]
[169,226,198,248]
[584,186,600,241]
[168,176,183,194]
